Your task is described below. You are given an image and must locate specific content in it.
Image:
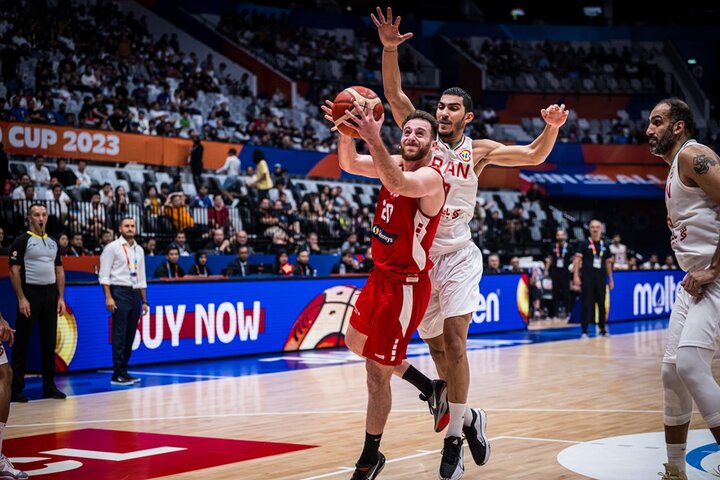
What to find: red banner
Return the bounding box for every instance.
[0,122,241,169]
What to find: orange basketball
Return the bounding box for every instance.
[331,86,384,138]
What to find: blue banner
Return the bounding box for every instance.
[2,273,528,371]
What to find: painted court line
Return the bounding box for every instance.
[300,436,578,480]
[98,369,233,380]
[8,407,671,428]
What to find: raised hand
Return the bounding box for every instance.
[371,6,413,50]
[540,104,569,128]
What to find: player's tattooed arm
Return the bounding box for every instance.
[693,154,718,175]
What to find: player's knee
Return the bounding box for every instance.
[661,362,680,389]
[442,332,467,361]
[365,363,390,393]
[675,349,706,390]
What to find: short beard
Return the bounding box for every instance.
[400,142,431,162]
[649,127,676,155]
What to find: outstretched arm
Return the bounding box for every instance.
[474,104,569,173]
[372,6,415,128]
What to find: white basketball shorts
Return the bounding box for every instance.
[417,242,483,339]
[663,277,720,364]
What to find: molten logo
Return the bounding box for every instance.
[633,276,681,316]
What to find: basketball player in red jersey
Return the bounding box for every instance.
[337,103,446,480]
[371,7,568,480]
[649,99,720,480]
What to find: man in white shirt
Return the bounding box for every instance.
[74,160,92,190]
[609,234,628,270]
[11,174,31,200]
[218,147,241,191]
[45,183,72,220]
[28,155,50,188]
[98,217,149,386]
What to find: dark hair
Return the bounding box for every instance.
[252,149,265,165]
[657,98,696,137]
[119,216,135,226]
[228,148,237,155]
[27,202,46,215]
[166,246,179,255]
[195,250,207,262]
[402,110,439,139]
[441,87,473,113]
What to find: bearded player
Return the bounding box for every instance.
[370,7,568,479]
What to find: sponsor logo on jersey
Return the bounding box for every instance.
[372,224,397,245]
[458,149,471,162]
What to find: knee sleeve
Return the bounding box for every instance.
[676,346,720,428]
[662,361,693,426]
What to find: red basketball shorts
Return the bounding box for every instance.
[349,270,431,366]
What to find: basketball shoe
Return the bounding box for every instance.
[658,463,687,480]
[419,379,449,432]
[463,408,490,466]
[439,436,464,480]
[351,452,385,480]
[0,455,28,479]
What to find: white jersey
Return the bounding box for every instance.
[429,135,479,256]
[665,139,720,272]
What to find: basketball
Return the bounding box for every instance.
[331,86,384,137]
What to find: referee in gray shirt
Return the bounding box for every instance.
[98,217,148,386]
[8,203,66,402]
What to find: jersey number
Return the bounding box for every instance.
[381,199,394,223]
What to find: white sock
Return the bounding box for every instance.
[0,422,5,454]
[463,405,474,427]
[447,402,466,438]
[667,443,686,472]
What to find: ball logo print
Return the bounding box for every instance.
[331,86,384,138]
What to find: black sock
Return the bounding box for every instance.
[402,365,434,398]
[358,431,383,465]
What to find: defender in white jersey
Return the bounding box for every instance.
[372,7,568,480]
[649,98,720,480]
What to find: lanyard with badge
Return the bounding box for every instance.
[589,239,605,269]
[555,242,567,269]
[122,244,139,286]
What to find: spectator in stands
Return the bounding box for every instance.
[524,182,544,203]
[144,185,163,216]
[229,230,255,255]
[341,231,361,254]
[272,163,290,186]
[46,183,71,224]
[143,238,158,257]
[609,234,628,270]
[204,228,231,255]
[226,245,253,277]
[189,135,204,190]
[169,232,192,257]
[270,229,291,254]
[74,160,92,191]
[507,256,523,273]
[191,184,212,208]
[641,254,661,270]
[51,159,77,188]
[169,175,184,195]
[56,233,69,256]
[11,174,30,200]
[208,194,230,230]
[293,248,316,276]
[67,233,88,256]
[273,251,294,276]
[331,250,359,275]
[154,247,185,279]
[93,230,114,255]
[256,197,279,236]
[100,183,114,208]
[164,192,195,232]
[662,255,678,270]
[272,199,290,231]
[253,149,273,200]
[160,183,171,199]
[0,227,8,256]
[358,247,374,273]
[486,254,502,274]
[86,193,107,240]
[506,205,529,244]
[108,185,130,224]
[188,251,212,277]
[218,147,241,191]
[303,231,324,255]
[28,155,50,188]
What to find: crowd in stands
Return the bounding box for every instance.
[456,38,665,94]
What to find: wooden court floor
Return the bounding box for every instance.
[6,325,719,479]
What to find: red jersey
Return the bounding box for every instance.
[371,169,445,281]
